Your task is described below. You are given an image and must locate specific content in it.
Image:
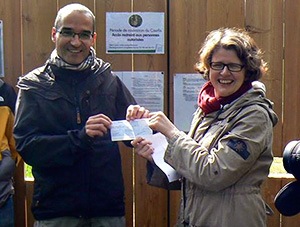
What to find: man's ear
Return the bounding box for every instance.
[51,27,57,43]
[92,32,97,45]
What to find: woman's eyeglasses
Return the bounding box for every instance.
[210,62,244,72]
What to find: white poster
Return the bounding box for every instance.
[106,12,164,54]
[116,71,164,112]
[0,20,4,77]
[174,74,206,132]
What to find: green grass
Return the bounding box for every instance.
[25,164,34,180]
[269,157,294,178]
[23,157,293,181]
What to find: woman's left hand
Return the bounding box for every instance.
[131,137,154,162]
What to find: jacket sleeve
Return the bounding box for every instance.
[0,150,15,181]
[145,161,181,190]
[164,105,274,192]
[1,82,17,114]
[6,109,20,165]
[13,89,93,168]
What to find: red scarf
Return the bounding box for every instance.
[198,81,252,114]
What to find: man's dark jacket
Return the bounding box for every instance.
[13,59,136,220]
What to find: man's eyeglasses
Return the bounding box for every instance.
[56,28,94,40]
[210,62,244,72]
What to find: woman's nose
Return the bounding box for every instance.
[220,65,231,74]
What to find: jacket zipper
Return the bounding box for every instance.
[73,80,81,125]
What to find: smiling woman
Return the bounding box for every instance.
[127,27,278,227]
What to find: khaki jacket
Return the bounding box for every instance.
[163,88,278,227]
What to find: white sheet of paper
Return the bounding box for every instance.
[110,119,153,141]
[143,133,180,182]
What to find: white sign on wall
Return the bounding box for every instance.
[106,12,164,54]
[116,71,164,112]
[174,74,206,132]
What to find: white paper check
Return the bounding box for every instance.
[110,119,153,141]
[143,133,181,182]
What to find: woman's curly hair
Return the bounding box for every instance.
[195,27,268,82]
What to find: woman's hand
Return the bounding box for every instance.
[131,137,154,162]
[148,111,179,139]
[126,105,150,121]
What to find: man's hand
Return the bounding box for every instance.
[85,114,112,138]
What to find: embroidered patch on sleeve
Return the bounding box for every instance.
[227,139,250,160]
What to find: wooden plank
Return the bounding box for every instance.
[206,0,245,29]
[245,0,284,157]
[22,0,57,74]
[0,0,24,226]
[96,0,132,70]
[134,158,169,227]
[283,0,300,147]
[0,0,22,86]
[14,163,26,227]
[169,0,208,73]
[262,177,283,227]
[25,181,35,227]
[132,0,169,226]
[118,143,134,227]
[169,190,181,227]
[95,1,134,227]
[58,0,94,10]
[282,215,300,227]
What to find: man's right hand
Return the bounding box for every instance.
[85,114,112,138]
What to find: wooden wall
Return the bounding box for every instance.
[1,0,300,226]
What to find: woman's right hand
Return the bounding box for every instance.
[148,111,179,139]
[126,105,150,121]
[131,137,154,162]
